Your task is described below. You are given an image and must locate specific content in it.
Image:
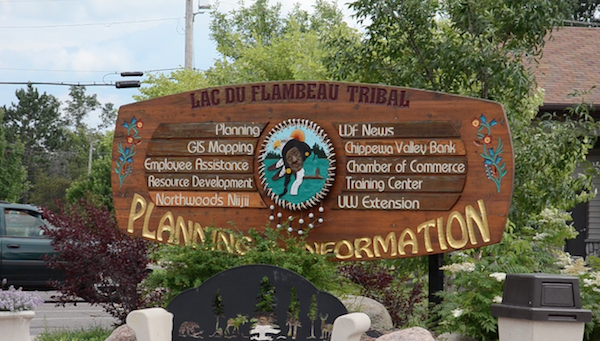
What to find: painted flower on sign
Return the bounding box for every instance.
[115,117,143,187]
[472,114,507,193]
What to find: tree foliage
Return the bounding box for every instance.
[65,85,101,129]
[1,84,115,208]
[333,0,598,224]
[145,226,344,305]
[565,0,600,22]
[65,132,115,212]
[325,0,600,338]
[2,85,66,201]
[0,108,28,202]
[42,199,158,323]
[134,68,210,101]
[72,1,600,337]
[135,0,359,101]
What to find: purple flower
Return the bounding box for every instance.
[0,283,44,312]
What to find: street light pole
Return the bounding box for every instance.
[88,134,94,175]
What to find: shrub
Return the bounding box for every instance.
[42,199,158,323]
[433,209,583,340]
[145,225,345,304]
[339,261,428,328]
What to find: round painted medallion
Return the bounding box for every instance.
[259,119,336,210]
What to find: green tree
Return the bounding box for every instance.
[307,295,318,339]
[135,0,358,100]
[2,84,67,202]
[131,0,600,338]
[62,86,117,182]
[65,132,115,212]
[564,0,600,22]
[331,0,600,338]
[98,102,118,131]
[0,108,28,202]
[134,68,210,101]
[210,289,225,337]
[2,84,116,208]
[29,173,72,212]
[336,0,592,224]
[255,276,277,316]
[65,85,100,129]
[286,287,301,338]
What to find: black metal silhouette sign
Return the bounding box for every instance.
[167,265,348,341]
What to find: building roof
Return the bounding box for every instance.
[534,26,600,107]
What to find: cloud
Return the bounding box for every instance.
[0,0,357,110]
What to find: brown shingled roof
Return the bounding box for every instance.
[535,26,600,106]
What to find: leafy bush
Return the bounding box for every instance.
[42,199,159,323]
[433,96,600,340]
[433,208,591,340]
[562,255,600,340]
[145,225,344,304]
[339,261,427,328]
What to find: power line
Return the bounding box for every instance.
[0,68,116,73]
[0,0,78,2]
[0,81,141,88]
[0,0,80,2]
[0,67,181,73]
[0,82,111,86]
[0,17,182,29]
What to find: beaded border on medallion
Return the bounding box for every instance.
[267,204,326,234]
[258,119,335,232]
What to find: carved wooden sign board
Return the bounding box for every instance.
[112,81,514,261]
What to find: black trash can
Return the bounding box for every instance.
[491,273,592,341]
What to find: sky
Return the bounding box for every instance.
[0,0,357,128]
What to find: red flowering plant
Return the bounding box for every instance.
[41,199,160,323]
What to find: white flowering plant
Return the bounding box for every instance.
[0,278,44,312]
[434,207,581,341]
[564,256,600,340]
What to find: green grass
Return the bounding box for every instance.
[34,326,115,341]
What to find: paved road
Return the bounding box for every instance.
[30,291,119,338]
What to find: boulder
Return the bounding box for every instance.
[104,324,136,341]
[340,295,394,332]
[376,327,435,341]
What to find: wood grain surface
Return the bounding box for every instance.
[112,81,513,260]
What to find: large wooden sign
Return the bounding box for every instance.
[112,81,514,261]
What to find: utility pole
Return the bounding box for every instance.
[185,0,211,70]
[88,134,94,175]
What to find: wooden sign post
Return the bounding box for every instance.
[112,81,513,261]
